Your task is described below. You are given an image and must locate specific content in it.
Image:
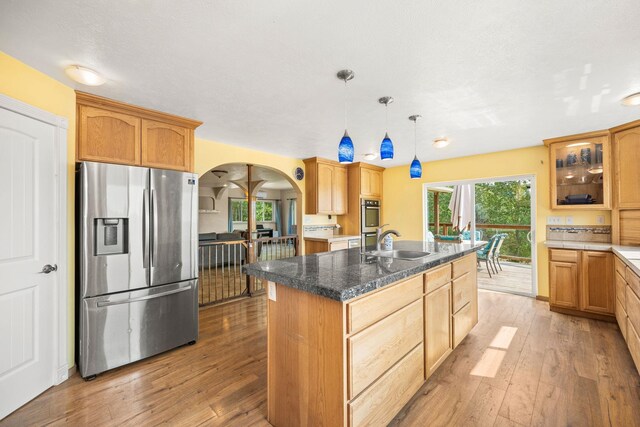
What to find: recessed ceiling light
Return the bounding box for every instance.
[433,137,449,148]
[64,65,106,86]
[363,153,378,160]
[622,92,640,107]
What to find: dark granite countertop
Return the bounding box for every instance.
[243,240,484,301]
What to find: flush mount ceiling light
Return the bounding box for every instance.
[363,153,378,161]
[337,69,355,164]
[622,92,640,106]
[379,96,394,160]
[64,65,105,86]
[409,115,423,179]
[433,137,449,148]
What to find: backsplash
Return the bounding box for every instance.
[546,225,611,243]
[303,224,338,238]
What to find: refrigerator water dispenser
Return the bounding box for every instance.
[95,218,128,255]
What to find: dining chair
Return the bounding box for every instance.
[476,234,499,278]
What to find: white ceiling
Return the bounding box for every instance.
[2,1,640,166]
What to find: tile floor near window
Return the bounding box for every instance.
[2,290,640,426]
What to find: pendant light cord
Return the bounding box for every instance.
[414,119,417,155]
[344,80,348,131]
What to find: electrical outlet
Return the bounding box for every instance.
[596,215,605,224]
[547,216,563,225]
[268,281,277,301]
[565,216,574,225]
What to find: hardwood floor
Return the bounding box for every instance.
[3,290,640,426]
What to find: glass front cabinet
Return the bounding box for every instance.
[544,130,611,210]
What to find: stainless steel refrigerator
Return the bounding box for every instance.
[77,161,198,378]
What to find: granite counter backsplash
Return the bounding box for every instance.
[243,240,484,302]
[546,225,611,243]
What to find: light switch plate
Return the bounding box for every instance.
[596,215,605,224]
[547,216,563,225]
[268,281,277,301]
[565,216,574,225]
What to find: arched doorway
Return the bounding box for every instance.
[196,163,303,305]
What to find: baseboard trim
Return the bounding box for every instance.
[550,305,616,322]
[535,295,549,302]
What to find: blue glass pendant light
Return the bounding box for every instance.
[379,97,394,160]
[338,130,354,163]
[337,69,355,163]
[409,115,422,179]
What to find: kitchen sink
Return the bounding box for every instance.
[365,249,431,260]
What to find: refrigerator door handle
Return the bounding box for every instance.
[96,285,192,307]
[143,188,149,268]
[151,188,158,266]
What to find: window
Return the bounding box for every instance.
[255,201,273,222]
[231,199,248,222]
[230,199,274,222]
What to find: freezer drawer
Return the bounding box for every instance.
[79,280,198,378]
[150,168,198,286]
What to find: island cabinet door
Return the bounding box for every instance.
[425,282,453,377]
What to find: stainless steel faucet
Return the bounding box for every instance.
[376,224,401,251]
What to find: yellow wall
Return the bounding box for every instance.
[0,51,77,366]
[382,145,611,298]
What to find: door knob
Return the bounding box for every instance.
[40,264,58,274]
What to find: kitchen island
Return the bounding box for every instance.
[244,241,483,427]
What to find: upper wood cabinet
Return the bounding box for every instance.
[303,157,348,215]
[360,167,382,198]
[544,130,611,210]
[76,92,201,171]
[612,121,640,209]
[78,105,141,165]
[141,119,193,171]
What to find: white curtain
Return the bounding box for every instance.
[448,184,473,232]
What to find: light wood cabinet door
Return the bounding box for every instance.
[78,105,141,165]
[332,166,348,215]
[425,283,452,377]
[360,168,382,198]
[615,126,640,208]
[580,251,614,314]
[141,119,191,171]
[550,261,579,309]
[316,163,334,214]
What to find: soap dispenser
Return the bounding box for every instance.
[383,233,394,251]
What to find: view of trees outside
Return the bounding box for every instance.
[231,199,274,222]
[427,180,532,263]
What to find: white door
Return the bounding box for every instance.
[0,107,57,419]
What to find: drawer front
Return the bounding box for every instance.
[627,318,640,375]
[348,344,424,427]
[348,299,423,399]
[453,302,476,348]
[425,263,452,293]
[615,256,627,277]
[626,268,640,299]
[627,284,640,334]
[616,271,627,309]
[452,272,474,314]
[347,274,423,334]
[616,297,628,341]
[452,254,476,279]
[550,249,579,263]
